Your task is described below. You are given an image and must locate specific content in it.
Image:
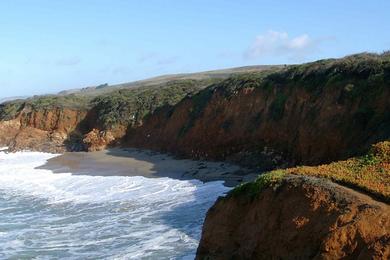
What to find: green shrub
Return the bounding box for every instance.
[0,101,25,120]
[228,170,286,199]
[93,79,213,129]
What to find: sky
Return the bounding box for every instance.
[0,0,389,98]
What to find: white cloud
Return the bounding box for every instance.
[286,34,311,49]
[244,30,319,60]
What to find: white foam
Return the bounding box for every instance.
[0,150,230,259]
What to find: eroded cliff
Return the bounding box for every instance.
[196,175,390,259]
[127,53,390,168]
[197,141,390,259]
[0,105,90,152]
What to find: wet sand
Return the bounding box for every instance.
[38,148,258,187]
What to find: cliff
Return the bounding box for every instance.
[196,175,390,259]
[0,78,219,152]
[0,105,90,152]
[197,142,390,259]
[126,53,390,168]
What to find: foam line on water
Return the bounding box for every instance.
[0,150,230,259]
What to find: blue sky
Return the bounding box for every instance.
[0,0,389,98]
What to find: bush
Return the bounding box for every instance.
[228,170,286,199]
[0,101,25,120]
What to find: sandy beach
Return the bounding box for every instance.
[38,148,258,187]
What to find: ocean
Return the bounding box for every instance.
[0,149,229,259]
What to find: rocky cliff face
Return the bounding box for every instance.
[0,118,21,147]
[0,106,90,152]
[126,56,390,168]
[196,175,390,259]
[0,78,216,152]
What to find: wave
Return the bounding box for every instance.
[0,150,229,259]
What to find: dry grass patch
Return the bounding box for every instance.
[286,141,390,202]
[230,141,389,203]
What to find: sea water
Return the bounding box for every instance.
[0,149,229,259]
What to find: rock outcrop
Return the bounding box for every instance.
[196,176,390,259]
[0,106,90,152]
[83,128,122,152]
[0,118,21,146]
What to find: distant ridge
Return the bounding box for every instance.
[0,96,28,104]
[57,65,282,97]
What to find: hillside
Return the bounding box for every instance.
[55,65,280,97]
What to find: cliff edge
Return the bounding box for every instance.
[197,142,390,259]
[197,176,389,259]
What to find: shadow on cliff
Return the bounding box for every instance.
[63,108,98,151]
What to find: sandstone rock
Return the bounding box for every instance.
[0,118,21,146]
[83,129,116,152]
[8,127,66,153]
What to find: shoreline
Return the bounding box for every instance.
[38,148,258,187]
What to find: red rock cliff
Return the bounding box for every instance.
[126,76,390,167]
[196,176,390,259]
[0,106,90,152]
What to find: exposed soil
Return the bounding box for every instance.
[196,175,390,259]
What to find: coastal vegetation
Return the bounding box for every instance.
[211,51,390,97]
[0,78,220,126]
[0,94,91,121]
[92,79,216,129]
[229,141,390,202]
